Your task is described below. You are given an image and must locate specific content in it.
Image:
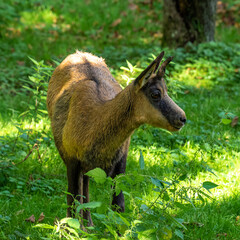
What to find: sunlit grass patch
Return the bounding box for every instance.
[20,8,58,28]
[171,42,240,90]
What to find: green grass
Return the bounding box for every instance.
[1,0,240,239]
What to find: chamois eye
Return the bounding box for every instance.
[151,90,161,100]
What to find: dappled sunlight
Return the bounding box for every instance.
[20,8,58,28]
[1,0,240,238]
[170,41,240,91]
[214,171,240,198]
[0,117,50,136]
[174,61,224,89]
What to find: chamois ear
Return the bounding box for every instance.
[157,56,173,78]
[134,51,164,91]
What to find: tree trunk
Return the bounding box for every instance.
[162,0,217,48]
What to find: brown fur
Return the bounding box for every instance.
[47,51,186,225]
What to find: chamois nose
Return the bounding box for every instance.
[180,117,186,125]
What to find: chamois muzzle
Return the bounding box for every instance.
[158,94,186,132]
[169,109,186,131]
[173,114,187,130]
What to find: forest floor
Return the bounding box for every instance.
[1,1,240,239]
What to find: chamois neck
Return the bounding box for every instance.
[96,84,137,150]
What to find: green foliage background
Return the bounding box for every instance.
[0,0,240,239]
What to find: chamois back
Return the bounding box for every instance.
[47,51,121,118]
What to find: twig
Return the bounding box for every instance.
[0,143,38,169]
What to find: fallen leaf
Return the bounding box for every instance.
[121,11,127,17]
[231,116,238,127]
[37,212,45,222]
[216,233,227,237]
[25,214,35,223]
[113,31,123,39]
[129,3,138,11]
[17,61,25,66]
[153,32,163,39]
[236,216,240,225]
[111,18,122,27]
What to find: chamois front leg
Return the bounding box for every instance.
[66,161,81,217]
[110,154,127,212]
[82,175,93,226]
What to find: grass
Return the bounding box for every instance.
[1,0,240,239]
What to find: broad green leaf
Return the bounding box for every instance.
[140,204,149,211]
[60,217,72,224]
[179,174,187,181]
[28,56,39,66]
[76,201,102,211]
[22,86,32,91]
[197,193,204,202]
[66,218,80,229]
[33,223,54,229]
[150,177,164,189]
[183,195,195,208]
[139,150,144,170]
[85,168,107,184]
[120,66,130,72]
[160,179,172,186]
[139,228,157,237]
[175,202,191,209]
[38,109,48,114]
[202,181,218,193]
[174,229,184,239]
[92,213,106,220]
[122,191,130,196]
[221,118,231,124]
[104,224,118,239]
[28,76,38,83]
[167,214,187,230]
[133,220,142,225]
[153,188,161,192]
[198,189,213,199]
[117,213,130,227]
[126,60,134,72]
[65,226,80,237]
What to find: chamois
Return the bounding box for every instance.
[47,51,186,225]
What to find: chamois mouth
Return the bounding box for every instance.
[171,124,185,131]
[171,119,186,131]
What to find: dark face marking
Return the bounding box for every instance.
[141,76,166,105]
[142,76,185,129]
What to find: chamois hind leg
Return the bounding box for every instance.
[110,154,127,212]
[66,161,81,217]
[82,175,93,226]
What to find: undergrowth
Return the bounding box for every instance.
[1,41,240,239]
[1,0,240,239]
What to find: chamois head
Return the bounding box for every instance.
[133,51,186,132]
